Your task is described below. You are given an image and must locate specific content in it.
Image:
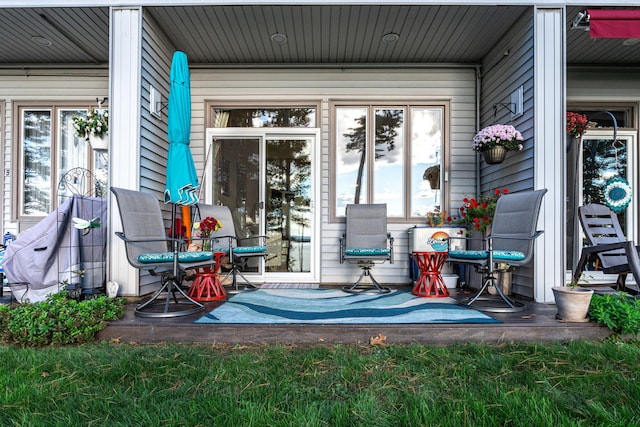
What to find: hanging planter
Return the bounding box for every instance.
[88,133,108,151]
[472,124,524,165]
[72,107,109,150]
[482,146,508,164]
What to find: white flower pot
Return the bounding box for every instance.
[88,133,108,150]
[552,286,594,322]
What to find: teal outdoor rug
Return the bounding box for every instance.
[194,289,500,324]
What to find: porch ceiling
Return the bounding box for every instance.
[0,5,638,68]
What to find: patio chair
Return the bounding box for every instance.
[339,203,394,294]
[447,189,547,312]
[196,204,267,294]
[111,187,214,318]
[573,203,640,295]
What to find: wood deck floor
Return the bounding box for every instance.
[96,286,611,345]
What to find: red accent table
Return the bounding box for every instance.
[188,251,227,301]
[412,251,450,298]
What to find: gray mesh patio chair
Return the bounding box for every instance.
[574,203,640,295]
[196,204,267,294]
[447,189,547,312]
[111,187,214,318]
[339,203,394,294]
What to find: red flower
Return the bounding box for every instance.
[454,187,510,233]
[199,216,222,235]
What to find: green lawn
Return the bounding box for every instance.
[1,341,639,426]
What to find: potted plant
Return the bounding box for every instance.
[472,124,524,164]
[455,188,508,234]
[552,279,594,322]
[566,111,589,152]
[72,107,109,150]
[194,216,222,251]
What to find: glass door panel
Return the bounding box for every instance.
[211,137,262,274]
[265,137,312,273]
[567,130,636,280]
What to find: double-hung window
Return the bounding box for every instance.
[16,104,107,220]
[333,103,446,220]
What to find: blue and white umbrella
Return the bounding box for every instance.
[164,51,199,206]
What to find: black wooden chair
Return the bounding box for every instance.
[574,203,640,295]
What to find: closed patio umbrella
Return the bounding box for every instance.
[164,51,199,207]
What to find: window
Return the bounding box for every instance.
[16,104,107,218]
[212,106,316,128]
[333,103,446,220]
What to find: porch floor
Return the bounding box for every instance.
[96,285,611,345]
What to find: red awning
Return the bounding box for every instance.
[588,9,640,39]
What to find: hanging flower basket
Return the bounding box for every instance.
[72,107,109,151]
[88,133,108,150]
[472,124,524,164]
[482,146,508,164]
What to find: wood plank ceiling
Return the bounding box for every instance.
[0,5,638,67]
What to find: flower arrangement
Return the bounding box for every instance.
[72,108,109,139]
[472,124,524,152]
[455,188,509,233]
[566,112,589,138]
[196,216,222,238]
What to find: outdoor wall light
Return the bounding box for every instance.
[31,36,52,46]
[149,85,164,120]
[270,33,288,44]
[382,32,400,43]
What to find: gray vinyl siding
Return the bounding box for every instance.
[189,67,478,285]
[478,8,535,298]
[138,11,175,296]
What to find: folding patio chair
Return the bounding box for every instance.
[196,204,267,294]
[339,203,394,294]
[574,203,640,295]
[447,189,547,312]
[111,187,214,318]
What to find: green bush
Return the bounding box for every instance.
[589,292,640,338]
[0,291,126,347]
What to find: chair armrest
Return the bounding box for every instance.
[236,235,267,246]
[487,231,544,242]
[115,231,184,245]
[579,241,633,254]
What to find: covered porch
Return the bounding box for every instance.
[1,2,640,311]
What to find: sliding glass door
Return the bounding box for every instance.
[205,129,319,282]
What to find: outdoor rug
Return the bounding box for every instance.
[194,288,500,324]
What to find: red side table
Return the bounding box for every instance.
[188,251,227,301]
[412,251,450,298]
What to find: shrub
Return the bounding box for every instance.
[0,291,126,347]
[589,292,640,338]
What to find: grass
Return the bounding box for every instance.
[1,341,640,426]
